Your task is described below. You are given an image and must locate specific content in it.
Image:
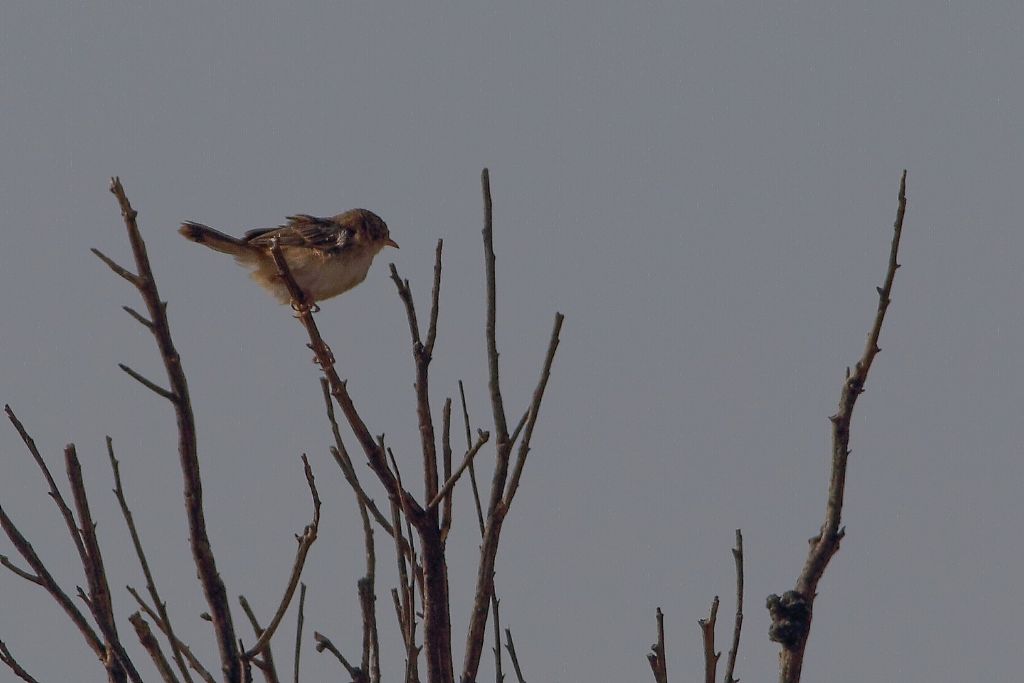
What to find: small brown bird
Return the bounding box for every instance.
[179,209,398,304]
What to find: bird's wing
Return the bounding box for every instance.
[244,214,354,251]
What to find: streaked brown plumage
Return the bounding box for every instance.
[179,209,398,304]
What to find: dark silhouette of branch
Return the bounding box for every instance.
[314,632,367,683]
[243,456,321,659]
[109,437,195,683]
[4,406,90,574]
[699,597,720,683]
[127,587,217,683]
[457,381,486,536]
[94,177,240,683]
[462,169,564,683]
[768,171,909,683]
[129,612,180,683]
[239,595,281,683]
[723,530,744,683]
[428,430,490,510]
[1,474,104,663]
[504,629,526,683]
[293,583,306,683]
[0,640,41,683]
[646,607,667,683]
[65,443,143,683]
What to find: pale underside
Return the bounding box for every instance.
[237,244,378,304]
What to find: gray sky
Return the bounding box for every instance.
[2,2,1022,681]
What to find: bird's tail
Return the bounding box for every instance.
[179,222,251,257]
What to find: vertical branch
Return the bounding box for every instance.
[769,171,909,683]
[646,608,667,683]
[65,443,142,683]
[723,530,744,683]
[95,178,240,683]
[463,171,564,683]
[293,584,306,683]
[109,438,195,683]
[699,597,720,683]
[503,629,526,683]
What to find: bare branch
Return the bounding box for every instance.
[129,612,181,683]
[128,587,216,683]
[503,313,564,508]
[425,239,444,357]
[0,504,105,660]
[293,583,306,683]
[481,168,510,446]
[428,430,490,510]
[243,456,321,659]
[118,363,176,401]
[769,171,909,683]
[314,632,367,683]
[238,596,281,683]
[0,640,41,683]
[440,399,454,541]
[504,629,526,683]
[723,530,744,683]
[700,596,720,683]
[0,555,40,584]
[109,438,195,683]
[122,305,155,329]
[646,607,667,683]
[91,247,142,287]
[458,381,486,536]
[4,405,90,572]
[65,443,143,683]
[102,177,240,682]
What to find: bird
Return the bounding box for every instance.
[179,209,398,306]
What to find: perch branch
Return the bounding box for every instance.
[768,171,909,683]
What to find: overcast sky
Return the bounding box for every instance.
[2,3,1023,682]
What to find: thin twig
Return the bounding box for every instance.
[65,443,143,683]
[646,607,667,683]
[428,430,491,510]
[4,406,90,573]
[320,379,415,562]
[238,596,281,683]
[425,240,443,356]
[462,170,565,683]
[440,399,454,541]
[109,437,194,683]
[769,171,909,683]
[0,640,41,683]
[723,530,744,683]
[503,314,564,508]
[101,177,240,683]
[128,587,216,683]
[504,629,526,683]
[314,632,367,683]
[118,363,176,401]
[458,381,486,536]
[243,456,321,659]
[293,583,306,683]
[129,612,181,683]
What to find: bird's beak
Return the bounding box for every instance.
[385,237,400,249]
